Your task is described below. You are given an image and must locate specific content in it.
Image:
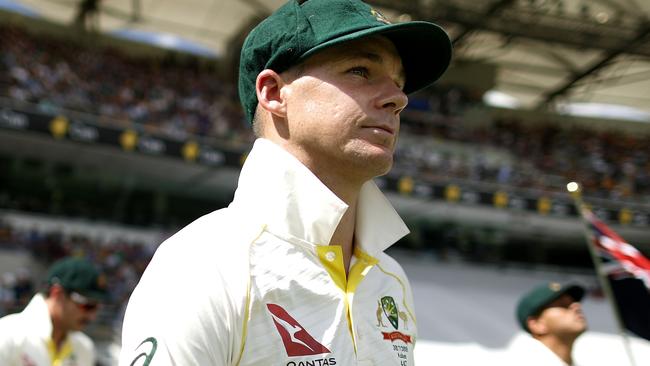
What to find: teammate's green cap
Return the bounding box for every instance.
[47,257,107,301]
[238,0,452,123]
[516,282,585,333]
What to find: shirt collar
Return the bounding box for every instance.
[231,138,409,255]
[22,294,53,340]
[509,333,571,366]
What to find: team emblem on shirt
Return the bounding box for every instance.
[376,296,413,364]
[380,296,399,329]
[376,296,412,344]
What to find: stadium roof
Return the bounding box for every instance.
[6,0,650,121]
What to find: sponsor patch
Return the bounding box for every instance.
[267,303,331,357]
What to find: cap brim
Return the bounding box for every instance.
[77,290,108,302]
[534,284,586,315]
[298,21,452,94]
[564,284,586,302]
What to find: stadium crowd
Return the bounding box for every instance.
[0,25,250,143]
[1,25,650,201]
[397,117,650,200]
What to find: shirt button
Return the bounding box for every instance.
[325,251,336,262]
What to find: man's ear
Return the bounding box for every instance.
[48,283,65,299]
[527,316,548,336]
[256,69,289,118]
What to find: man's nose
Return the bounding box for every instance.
[376,78,408,115]
[569,301,582,311]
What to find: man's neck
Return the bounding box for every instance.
[51,328,67,350]
[329,201,357,272]
[46,298,67,350]
[538,336,576,365]
[310,163,365,263]
[271,136,372,271]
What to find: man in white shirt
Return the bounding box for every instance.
[119,0,452,364]
[0,257,107,366]
[509,282,588,366]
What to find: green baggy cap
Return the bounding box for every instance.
[47,257,107,301]
[238,0,453,123]
[516,282,585,333]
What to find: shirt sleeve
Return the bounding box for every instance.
[118,237,247,366]
[0,316,19,365]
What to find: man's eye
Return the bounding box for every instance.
[349,67,369,78]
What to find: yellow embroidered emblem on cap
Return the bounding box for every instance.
[371,9,391,24]
[549,282,561,291]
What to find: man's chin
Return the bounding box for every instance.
[341,142,394,178]
[363,140,394,160]
[365,156,393,178]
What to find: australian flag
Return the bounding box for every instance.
[585,208,650,341]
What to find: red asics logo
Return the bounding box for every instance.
[266,303,331,357]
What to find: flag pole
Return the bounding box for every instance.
[567,182,637,366]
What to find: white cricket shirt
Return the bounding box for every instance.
[120,138,417,365]
[0,294,96,366]
[506,333,578,366]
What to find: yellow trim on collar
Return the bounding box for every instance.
[317,246,347,292]
[316,245,380,355]
[348,247,379,295]
[47,337,73,366]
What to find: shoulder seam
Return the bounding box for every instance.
[234,224,266,366]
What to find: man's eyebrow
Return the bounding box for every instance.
[342,50,406,86]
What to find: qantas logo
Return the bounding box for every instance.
[266,303,331,357]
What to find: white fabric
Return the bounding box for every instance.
[505,333,573,366]
[0,294,96,366]
[119,138,415,365]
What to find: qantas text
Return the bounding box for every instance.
[286,358,337,366]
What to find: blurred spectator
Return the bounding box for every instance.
[73,0,101,31]
[0,272,17,316]
[12,267,33,309]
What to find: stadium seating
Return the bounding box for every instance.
[2,25,649,202]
